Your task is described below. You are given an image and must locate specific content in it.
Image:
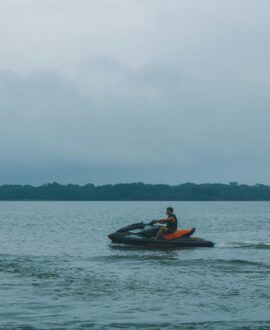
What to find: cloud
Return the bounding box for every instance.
[1,53,270,185]
[0,0,270,184]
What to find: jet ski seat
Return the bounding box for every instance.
[163,228,195,240]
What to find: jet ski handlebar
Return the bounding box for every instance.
[116,221,157,233]
[144,220,157,226]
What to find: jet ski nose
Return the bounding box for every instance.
[108,232,118,240]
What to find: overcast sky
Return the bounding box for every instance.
[1,0,270,185]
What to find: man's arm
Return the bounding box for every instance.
[153,217,175,224]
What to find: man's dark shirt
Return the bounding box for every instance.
[167,213,178,232]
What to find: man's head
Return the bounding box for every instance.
[166,207,174,216]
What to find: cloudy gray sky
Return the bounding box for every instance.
[1,0,270,185]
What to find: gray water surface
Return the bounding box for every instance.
[0,202,270,329]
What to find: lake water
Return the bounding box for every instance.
[0,201,270,329]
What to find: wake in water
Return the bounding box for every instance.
[217,241,270,249]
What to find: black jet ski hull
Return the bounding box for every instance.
[108,232,214,248]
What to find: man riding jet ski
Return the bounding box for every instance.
[108,207,214,248]
[151,207,177,240]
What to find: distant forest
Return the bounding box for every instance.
[1,182,270,201]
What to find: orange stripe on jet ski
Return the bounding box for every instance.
[163,229,193,240]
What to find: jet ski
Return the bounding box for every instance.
[108,222,214,248]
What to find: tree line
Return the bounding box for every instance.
[0,182,270,201]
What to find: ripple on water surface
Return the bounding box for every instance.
[0,201,270,329]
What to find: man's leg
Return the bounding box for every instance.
[154,227,165,240]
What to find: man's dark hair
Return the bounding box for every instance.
[167,207,174,212]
